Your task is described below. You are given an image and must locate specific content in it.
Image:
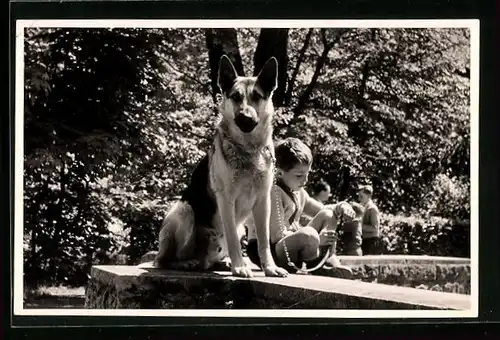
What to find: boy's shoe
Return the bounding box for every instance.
[326,265,353,279]
[321,255,354,279]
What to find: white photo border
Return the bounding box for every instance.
[14,19,480,319]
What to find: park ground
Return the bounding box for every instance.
[24,285,86,309]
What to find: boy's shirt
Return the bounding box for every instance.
[247,184,317,244]
[362,200,380,238]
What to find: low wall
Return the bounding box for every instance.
[336,255,470,295]
[85,262,470,310]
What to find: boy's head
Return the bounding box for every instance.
[312,179,331,203]
[357,185,373,205]
[274,137,313,191]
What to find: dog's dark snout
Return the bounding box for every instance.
[235,113,258,133]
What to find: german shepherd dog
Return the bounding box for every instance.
[153,55,288,278]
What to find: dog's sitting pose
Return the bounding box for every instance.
[154,55,288,278]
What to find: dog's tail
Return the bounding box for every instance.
[154,201,197,269]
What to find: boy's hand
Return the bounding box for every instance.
[319,229,338,246]
[325,202,356,222]
[335,203,356,222]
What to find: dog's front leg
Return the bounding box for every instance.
[253,194,289,277]
[216,196,253,278]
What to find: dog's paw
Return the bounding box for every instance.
[232,265,254,278]
[263,265,289,278]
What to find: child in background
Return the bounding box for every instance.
[338,202,364,256]
[358,185,381,255]
[246,138,355,278]
[300,179,331,226]
[312,179,331,203]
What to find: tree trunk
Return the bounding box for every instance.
[253,28,289,107]
[28,177,49,274]
[53,159,67,282]
[339,167,351,201]
[284,28,313,106]
[205,28,245,103]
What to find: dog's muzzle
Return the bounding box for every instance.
[234,113,258,133]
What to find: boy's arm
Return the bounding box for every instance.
[270,187,296,241]
[302,190,324,217]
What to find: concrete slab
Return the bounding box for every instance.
[85,264,471,310]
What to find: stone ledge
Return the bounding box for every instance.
[85,265,471,310]
[337,255,471,295]
[337,255,470,266]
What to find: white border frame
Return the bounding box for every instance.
[14,19,480,319]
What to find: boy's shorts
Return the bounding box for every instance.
[362,237,382,255]
[340,231,363,256]
[246,239,279,269]
[246,238,333,273]
[246,239,304,273]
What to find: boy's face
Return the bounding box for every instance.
[358,191,370,204]
[316,188,331,202]
[279,163,311,192]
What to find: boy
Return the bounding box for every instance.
[312,179,331,203]
[299,179,330,226]
[358,185,381,255]
[246,138,355,278]
[339,202,364,256]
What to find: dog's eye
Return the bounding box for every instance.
[231,92,243,102]
[251,91,262,102]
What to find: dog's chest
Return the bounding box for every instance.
[228,145,272,182]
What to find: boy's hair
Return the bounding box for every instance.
[312,179,330,195]
[274,137,313,171]
[358,185,373,196]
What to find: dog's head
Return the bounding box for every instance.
[217,55,278,134]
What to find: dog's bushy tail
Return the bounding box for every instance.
[154,201,198,269]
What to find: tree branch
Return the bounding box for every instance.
[293,28,347,118]
[284,28,313,106]
[158,55,212,94]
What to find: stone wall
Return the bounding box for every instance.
[85,257,471,310]
[338,255,470,295]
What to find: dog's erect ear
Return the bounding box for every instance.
[217,55,239,95]
[256,57,278,97]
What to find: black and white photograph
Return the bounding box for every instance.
[14,19,479,317]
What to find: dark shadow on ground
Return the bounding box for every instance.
[24,295,85,309]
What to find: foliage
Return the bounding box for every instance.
[377,213,470,257]
[23,27,471,287]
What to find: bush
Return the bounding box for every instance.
[377,213,470,257]
[336,213,469,258]
[422,174,470,221]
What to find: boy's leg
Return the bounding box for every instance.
[274,227,320,267]
[362,237,378,255]
[307,208,335,233]
[342,231,363,256]
[344,243,363,256]
[307,209,353,278]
